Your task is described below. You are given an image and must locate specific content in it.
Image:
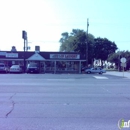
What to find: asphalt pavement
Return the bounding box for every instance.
[0,73,130,130]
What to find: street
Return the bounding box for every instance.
[0,73,130,130]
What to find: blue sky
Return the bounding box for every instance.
[0,0,130,52]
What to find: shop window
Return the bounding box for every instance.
[12,61,15,64]
[45,61,54,71]
[56,61,79,71]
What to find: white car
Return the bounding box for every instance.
[85,67,106,74]
[0,63,10,73]
[10,65,23,73]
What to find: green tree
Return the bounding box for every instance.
[59,30,118,66]
[94,37,118,66]
[59,29,95,64]
[120,51,130,70]
[107,50,130,70]
[59,32,69,51]
[107,52,119,69]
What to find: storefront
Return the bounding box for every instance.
[0,51,86,73]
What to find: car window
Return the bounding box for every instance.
[0,65,4,67]
[28,64,38,67]
[11,65,19,68]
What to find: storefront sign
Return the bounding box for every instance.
[0,52,6,56]
[6,53,18,58]
[50,54,80,59]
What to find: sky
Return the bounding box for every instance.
[0,0,130,52]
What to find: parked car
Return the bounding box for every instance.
[0,63,10,73]
[10,65,23,73]
[26,63,40,73]
[85,67,106,74]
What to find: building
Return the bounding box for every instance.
[0,51,86,73]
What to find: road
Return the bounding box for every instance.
[0,73,130,130]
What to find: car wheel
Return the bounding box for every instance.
[87,71,91,74]
[99,72,103,74]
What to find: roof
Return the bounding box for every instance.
[26,53,46,61]
[0,51,86,60]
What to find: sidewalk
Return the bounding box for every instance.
[105,71,130,78]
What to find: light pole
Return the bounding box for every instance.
[22,30,27,73]
[116,48,121,71]
[118,50,121,71]
[86,18,89,67]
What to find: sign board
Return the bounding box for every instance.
[121,63,126,67]
[0,52,6,56]
[6,53,18,58]
[120,57,126,63]
[22,30,27,40]
[50,54,80,59]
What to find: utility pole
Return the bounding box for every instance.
[24,39,26,72]
[118,49,121,71]
[22,30,27,73]
[26,38,28,51]
[86,18,89,67]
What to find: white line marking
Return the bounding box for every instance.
[46,79,75,81]
[93,76,108,79]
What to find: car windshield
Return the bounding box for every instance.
[28,64,38,67]
[0,65,4,67]
[11,65,19,68]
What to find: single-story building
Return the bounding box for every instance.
[0,51,86,73]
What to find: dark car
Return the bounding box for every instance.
[26,63,40,73]
[0,63,9,73]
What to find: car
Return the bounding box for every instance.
[85,67,106,74]
[0,63,10,73]
[10,65,23,73]
[26,63,40,73]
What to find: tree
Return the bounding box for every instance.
[94,38,118,60]
[59,29,95,64]
[107,50,130,70]
[120,51,130,70]
[59,29,118,66]
[59,32,69,51]
[107,52,119,69]
[94,38,118,66]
